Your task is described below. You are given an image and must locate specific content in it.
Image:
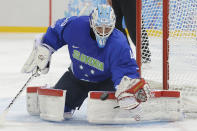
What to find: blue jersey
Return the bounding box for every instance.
[43,16,139,86]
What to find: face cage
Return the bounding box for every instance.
[92,25,114,48]
[95,26,113,37]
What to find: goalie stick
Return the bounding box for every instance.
[0,67,40,126]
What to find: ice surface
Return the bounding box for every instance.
[0,33,197,131]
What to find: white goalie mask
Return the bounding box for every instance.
[90,4,116,48]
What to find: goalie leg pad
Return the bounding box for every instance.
[87,91,143,124]
[38,88,67,121]
[87,91,183,124]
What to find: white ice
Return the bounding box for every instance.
[0,33,197,131]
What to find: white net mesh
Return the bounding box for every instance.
[140,0,197,114]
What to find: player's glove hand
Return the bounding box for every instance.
[115,76,151,110]
[21,34,55,74]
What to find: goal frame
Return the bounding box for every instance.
[136,0,170,90]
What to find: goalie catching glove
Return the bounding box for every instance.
[21,34,55,74]
[115,76,151,110]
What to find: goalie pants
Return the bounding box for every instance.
[54,68,115,110]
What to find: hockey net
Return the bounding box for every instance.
[136,0,197,117]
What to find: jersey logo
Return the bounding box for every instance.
[61,17,70,27]
[130,50,135,59]
[72,45,79,49]
[50,21,56,28]
[72,49,104,71]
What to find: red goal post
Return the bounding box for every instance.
[136,0,197,117]
[136,0,170,90]
[136,0,197,91]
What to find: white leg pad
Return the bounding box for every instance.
[38,88,66,122]
[87,91,183,124]
[26,87,41,115]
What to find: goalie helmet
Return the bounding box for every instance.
[90,4,116,48]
